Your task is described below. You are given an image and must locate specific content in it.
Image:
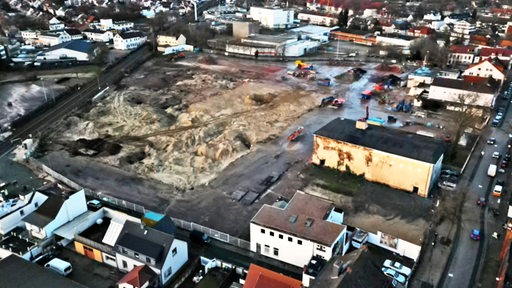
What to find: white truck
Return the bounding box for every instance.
[351,228,369,248]
[488,164,497,177]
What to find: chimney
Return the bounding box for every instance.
[356,120,368,130]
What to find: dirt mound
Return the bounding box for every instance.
[198,55,217,65]
[375,64,403,73]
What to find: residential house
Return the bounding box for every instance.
[475,48,512,67]
[250,191,348,268]
[114,31,147,50]
[0,191,48,235]
[312,118,445,198]
[64,28,84,40]
[83,29,114,42]
[469,34,491,46]
[407,66,436,88]
[423,12,442,21]
[115,220,188,286]
[23,189,87,240]
[39,40,99,62]
[37,31,71,46]
[297,12,338,27]
[428,77,499,109]
[462,57,506,83]
[21,30,38,41]
[408,26,434,37]
[48,17,65,31]
[249,7,294,29]
[0,255,87,288]
[498,39,512,48]
[447,45,477,65]
[100,19,134,31]
[242,264,302,288]
[451,20,476,43]
[117,265,158,288]
[156,34,186,52]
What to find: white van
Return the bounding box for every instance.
[488,164,497,177]
[44,258,72,276]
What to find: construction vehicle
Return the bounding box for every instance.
[319,96,345,108]
[361,90,372,100]
[288,127,304,141]
[394,99,413,113]
[295,60,314,70]
[169,52,186,61]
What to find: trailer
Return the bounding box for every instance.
[287,127,304,141]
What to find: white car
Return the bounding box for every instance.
[383,259,412,277]
[493,152,501,159]
[382,267,407,285]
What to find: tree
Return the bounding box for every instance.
[471,8,477,19]
[448,93,481,160]
[409,36,449,68]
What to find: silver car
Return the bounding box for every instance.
[382,267,407,285]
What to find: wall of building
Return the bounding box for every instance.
[311,135,436,197]
[44,189,87,238]
[0,192,48,235]
[249,7,294,28]
[233,22,260,39]
[43,48,90,61]
[250,222,345,267]
[407,74,434,88]
[448,53,475,65]
[226,43,277,56]
[376,35,414,47]
[463,61,505,81]
[367,231,421,261]
[161,239,188,285]
[74,242,103,262]
[428,85,495,107]
[297,13,338,27]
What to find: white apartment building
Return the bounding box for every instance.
[113,31,147,50]
[48,17,65,31]
[462,58,506,82]
[249,7,294,29]
[250,191,348,268]
[37,31,71,46]
[83,29,114,42]
[100,19,134,31]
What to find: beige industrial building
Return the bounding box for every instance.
[312,118,445,197]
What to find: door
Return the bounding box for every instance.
[83,246,95,259]
[256,243,261,254]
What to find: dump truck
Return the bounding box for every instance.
[295,60,314,70]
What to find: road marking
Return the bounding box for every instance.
[448,273,454,277]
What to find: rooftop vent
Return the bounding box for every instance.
[289,214,298,223]
[305,218,314,227]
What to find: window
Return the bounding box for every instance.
[273,248,279,256]
[270,231,274,236]
[261,229,265,234]
[122,248,128,254]
[84,246,93,252]
[105,255,116,262]
[122,260,127,268]
[279,234,283,239]
[134,252,139,258]
[298,240,302,245]
[288,237,293,242]
[34,202,39,208]
[172,247,177,256]
[264,245,270,254]
[19,210,24,216]
[164,266,173,277]
[316,244,326,252]
[146,257,151,263]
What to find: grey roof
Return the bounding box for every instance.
[46,40,95,54]
[314,118,445,164]
[23,195,63,227]
[118,31,144,39]
[83,28,107,34]
[115,220,174,268]
[0,255,87,288]
[64,28,82,35]
[431,77,499,94]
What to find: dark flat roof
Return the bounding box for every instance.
[314,118,444,164]
[431,77,499,94]
[0,255,87,288]
[23,195,63,227]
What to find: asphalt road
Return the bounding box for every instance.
[441,97,511,287]
[0,45,152,158]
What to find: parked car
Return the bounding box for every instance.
[189,230,211,244]
[493,184,503,197]
[496,112,504,120]
[487,138,496,145]
[86,199,102,210]
[497,179,505,186]
[382,267,407,285]
[441,169,460,177]
[470,229,481,240]
[476,197,487,206]
[501,160,509,169]
[492,119,501,127]
[493,152,501,159]
[505,153,511,162]
[383,260,412,277]
[44,258,72,276]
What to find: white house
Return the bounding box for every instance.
[427,77,499,109]
[21,30,38,41]
[83,29,114,42]
[115,220,188,286]
[249,7,295,29]
[156,34,186,52]
[48,17,65,31]
[0,191,48,235]
[23,189,88,239]
[39,40,99,62]
[250,191,348,268]
[100,19,134,31]
[37,31,71,46]
[462,57,506,82]
[451,20,476,42]
[114,31,147,50]
[64,28,84,40]
[297,13,338,27]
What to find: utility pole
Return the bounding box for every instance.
[96,73,101,90]
[41,79,48,103]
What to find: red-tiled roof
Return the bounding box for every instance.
[469,35,490,45]
[491,8,512,15]
[449,45,477,54]
[499,40,512,48]
[463,75,491,84]
[117,265,157,287]
[408,26,434,35]
[305,0,383,9]
[467,57,505,73]
[244,264,302,288]
[480,48,512,57]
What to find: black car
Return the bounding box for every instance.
[497,179,506,186]
[189,230,211,244]
[505,153,511,162]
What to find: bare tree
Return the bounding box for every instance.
[448,92,481,159]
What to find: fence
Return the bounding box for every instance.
[30,159,251,251]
